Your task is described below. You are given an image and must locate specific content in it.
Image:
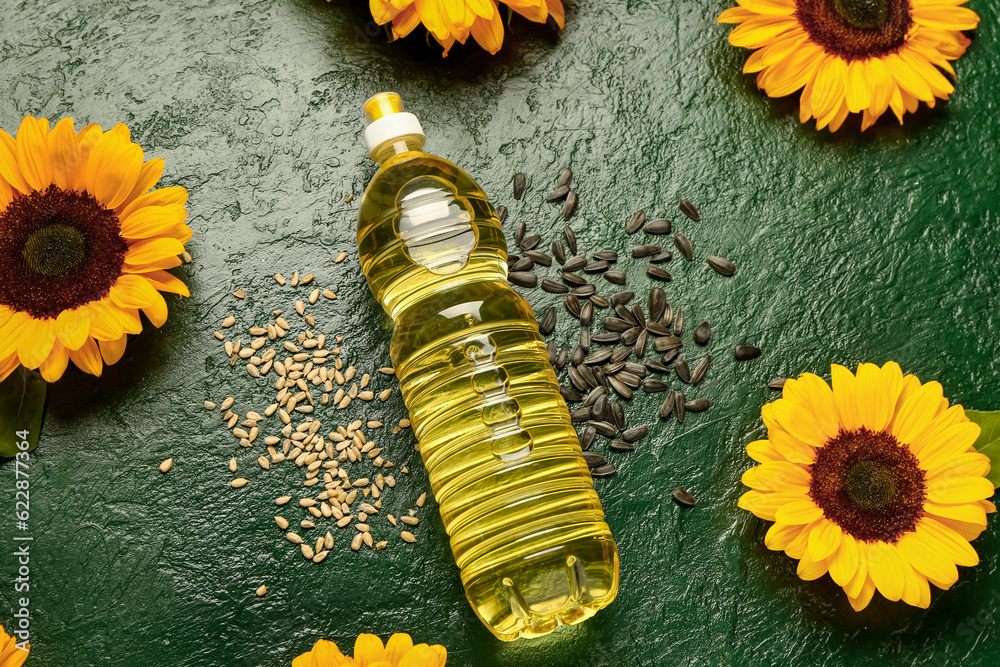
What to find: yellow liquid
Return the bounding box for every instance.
[358,143,619,641]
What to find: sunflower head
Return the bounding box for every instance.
[740,362,995,611]
[0,116,191,384]
[717,0,981,131]
[292,633,447,667]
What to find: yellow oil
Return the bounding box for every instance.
[358,132,619,641]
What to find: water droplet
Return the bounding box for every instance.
[271,127,284,137]
[242,91,253,101]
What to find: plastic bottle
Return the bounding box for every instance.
[356,93,619,641]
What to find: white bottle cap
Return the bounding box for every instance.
[363,92,425,157]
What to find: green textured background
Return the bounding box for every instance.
[2,1,999,665]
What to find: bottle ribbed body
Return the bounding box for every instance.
[358,150,618,641]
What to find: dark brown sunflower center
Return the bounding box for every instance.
[0,185,127,320]
[796,0,912,62]
[809,428,926,543]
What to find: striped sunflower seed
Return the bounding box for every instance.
[546,185,570,203]
[679,199,700,222]
[552,240,566,264]
[675,358,692,383]
[660,390,676,419]
[707,255,736,276]
[520,235,541,251]
[525,250,551,266]
[673,308,684,336]
[496,205,508,224]
[609,291,634,307]
[514,220,525,245]
[611,402,625,430]
[632,244,661,258]
[768,378,789,390]
[673,486,697,506]
[565,293,582,318]
[674,234,693,261]
[539,307,557,335]
[563,191,579,220]
[691,355,712,384]
[591,463,617,477]
[643,218,671,234]
[563,256,587,272]
[675,391,687,423]
[610,439,634,452]
[627,210,646,234]
[564,225,578,254]
[513,172,526,200]
[647,266,672,281]
[603,271,627,285]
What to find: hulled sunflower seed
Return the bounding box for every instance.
[735,345,762,361]
[508,272,537,288]
[627,210,646,234]
[513,172,527,200]
[524,250,551,266]
[622,426,648,443]
[648,288,666,323]
[603,271,627,285]
[583,452,607,468]
[691,355,712,384]
[707,255,736,276]
[675,391,687,423]
[679,199,700,222]
[591,463,617,477]
[159,458,173,473]
[647,266,672,281]
[546,185,570,203]
[564,225,578,254]
[685,398,710,412]
[660,390,676,419]
[552,240,566,264]
[496,205,508,224]
[644,218,671,234]
[563,191,579,220]
[542,278,569,294]
[675,358,691,383]
[514,220,525,245]
[558,167,573,188]
[632,244,661,258]
[672,308,684,336]
[693,321,711,345]
[641,378,669,393]
[539,307,557,335]
[673,486,697,506]
[611,402,626,430]
[610,439,634,452]
[768,378,789,390]
[520,234,541,251]
[674,234,693,261]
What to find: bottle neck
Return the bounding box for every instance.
[372,134,427,165]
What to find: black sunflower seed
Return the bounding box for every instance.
[768,378,789,390]
[631,304,646,329]
[592,332,622,344]
[578,364,598,388]
[673,486,696,507]
[647,266,672,281]
[661,348,680,364]
[558,167,573,188]
[610,439,634,452]
[592,253,618,266]
[674,234,693,261]
[571,344,585,366]
[588,420,616,437]
[539,306,557,335]
[580,424,596,450]
[649,251,673,263]
[508,272,537,288]
[514,220,525,245]
[622,426,648,443]
[591,463,617,477]
[563,191,579,221]
[609,291,634,307]
[546,185,570,203]
[632,244,661,258]
[563,272,587,286]
[634,329,648,357]
[621,326,641,346]
[564,225,577,254]
[604,317,632,332]
[679,199,700,222]
[497,205,508,224]
[524,250,551,266]
[520,234,541,251]
[552,240,566,265]
[611,401,626,430]
[585,260,610,273]
[610,349,630,365]
[593,366,608,388]
[672,308,684,336]
[735,345,762,361]
[685,398,710,412]
[645,360,671,374]
[675,391,686,423]
[567,365,587,390]
[563,256,586,272]
[648,288,665,324]
[590,294,610,308]
[608,376,633,400]
[565,293,581,318]
[643,218,671,234]
[602,361,626,375]
[675,358,691,383]
[627,209,646,234]
[641,378,669,393]
[571,284,597,299]
[615,304,637,324]
[646,322,671,336]
[511,257,534,272]
[660,390,675,419]
[603,270,627,285]
[623,362,646,377]
[513,172,526,200]
[580,300,594,325]
[617,371,642,389]
[583,452,607,468]
[693,321,711,345]
[561,386,583,402]
[653,336,683,353]
[571,408,592,422]
[584,347,613,366]
[661,303,673,327]
[580,325,591,351]
[592,394,609,422]
[547,340,557,364]
[707,255,736,277]
[556,344,568,369]
[583,386,607,407]
[691,355,711,385]
[542,278,569,294]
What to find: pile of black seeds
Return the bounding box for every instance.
[499,168,762,481]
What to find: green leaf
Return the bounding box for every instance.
[966,409,1000,489]
[0,367,46,457]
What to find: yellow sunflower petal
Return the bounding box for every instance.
[370,0,403,25]
[764,521,806,551]
[844,541,870,598]
[912,6,980,30]
[67,337,103,377]
[0,354,19,383]
[775,499,824,525]
[796,550,829,581]
[398,644,442,667]
[0,129,31,193]
[917,421,982,470]
[506,0,548,23]
[546,0,565,29]
[385,634,414,664]
[896,531,958,585]
[84,130,144,209]
[769,429,817,465]
[743,460,811,492]
[925,475,994,505]
[116,158,165,212]
[856,362,892,432]
[738,490,808,521]
[828,532,858,587]
[414,0,450,39]
[17,318,56,370]
[48,117,82,191]
[141,270,190,297]
[38,340,70,382]
[847,575,877,611]
[830,364,862,431]
[737,0,795,15]
[845,60,871,113]
[391,6,422,39]
[884,53,935,103]
[15,116,52,191]
[119,185,188,220]
[810,56,847,120]
[0,309,29,358]
[771,397,829,449]
[717,7,756,23]
[354,633,386,666]
[897,558,929,608]
[866,542,905,601]
[55,306,92,351]
[469,10,504,55]
[86,300,126,342]
[920,517,979,567]
[891,379,944,444]
[909,404,968,456]
[899,45,954,99]
[926,452,991,481]
[98,335,129,366]
[807,519,842,562]
[728,16,798,49]
[119,204,188,240]
[123,237,186,265]
[784,519,820,559]
[924,500,988,526]
[122,255,184,273]
[746,439,784,463]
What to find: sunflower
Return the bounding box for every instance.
[293,633,446,667]
[0,624,29,667]
[0,116,191,383]
[739,362,995,611]
[362,0,566,56]
[717,0,980,131]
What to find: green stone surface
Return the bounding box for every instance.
[1,1,998,665]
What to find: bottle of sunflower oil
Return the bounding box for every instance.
[357,93,619,641]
